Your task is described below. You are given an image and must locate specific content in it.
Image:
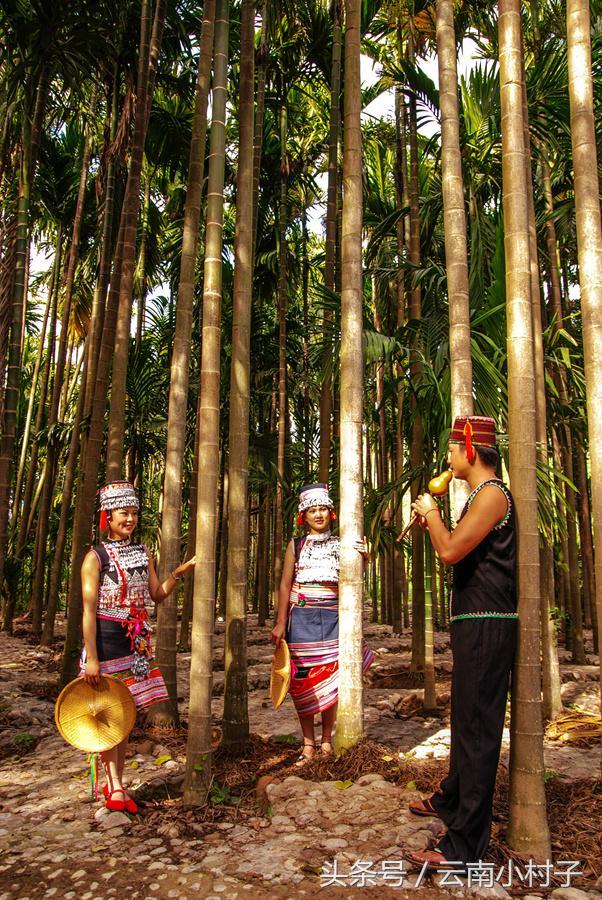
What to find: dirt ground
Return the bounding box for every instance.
[0,616,600,900]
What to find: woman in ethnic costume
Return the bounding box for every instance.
[271,484,374,763]
[81,481,195,812]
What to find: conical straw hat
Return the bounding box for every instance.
[270,639,291,709]
[55,675,136,752]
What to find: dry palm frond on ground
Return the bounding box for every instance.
[545,709,602,746]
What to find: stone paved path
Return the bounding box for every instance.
[1,627,600,900]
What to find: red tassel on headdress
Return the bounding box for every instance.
[464,421,475,462]
[99,509,109,531]
[330,511,336,520]
[297,512,305,526]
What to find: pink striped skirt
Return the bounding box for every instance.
[287,581,374,716]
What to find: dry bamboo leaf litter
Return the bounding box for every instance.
[130,729,601,883]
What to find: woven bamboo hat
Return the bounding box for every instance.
[270,640,291,708]
[55,676,136,752]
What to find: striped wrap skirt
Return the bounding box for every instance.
[80,614,169,710]
[286,581,374,717]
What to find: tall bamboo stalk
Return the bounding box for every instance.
[13,228,62,565]
[31,96,97,638]
[178,409,201,651]
[271,101,288,616]
[566,0,602,714]
[519,73,564,712]
[222,0,255,746]
[13,286,52,519]
[0,69,47,593]
[61,1,159,684]
[251,0,269,263]
[499,0,550,857]
[393,80,406,634]
[105,0,166,479]
[183,0,230,803]
[151,0,216,727]
[435,0,472,519]
[85,66,121,417]
[318,0,342,483]
[335,0,365,753]
[574,441,597,651]
[42,349,89,645]
[408,31,425,674]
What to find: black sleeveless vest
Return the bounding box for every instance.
[451,480,517,618]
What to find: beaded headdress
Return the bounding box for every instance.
[298,483,334,513]
[98,481,139,530]
[297,483,335,526]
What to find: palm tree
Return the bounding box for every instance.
[32,102,96,640]
[105,0,166,479]
[150,0,216,728]
[435,0,473,421]
[222,0,255,747]
[271,101,288,619]
[183,0,229,804]
[0,0,104,593]
[1,230,62,632]
[566,0,602,711]
[498,0,551,858]
[84,63,122,416]
[1,0,599,822]
[519,62,565,706]
[13,229,62,553]
[12,259,54,523]
[407,27,426,679]
[61,0,160,683]
[251,0,269,262]
[0,67,48,597]
[394,78,408,633]
[335,0,365,754]
[318,0,342,483]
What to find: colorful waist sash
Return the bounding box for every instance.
[289,581,338,609]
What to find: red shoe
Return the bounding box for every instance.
[408,797,439,817]
[124,795,138,814]
[105,789,126,811]
[103,783,138,814]
[407,849,450,871]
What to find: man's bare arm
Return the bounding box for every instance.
[413,485,508,565]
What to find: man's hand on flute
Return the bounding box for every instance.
[412,492,441,529]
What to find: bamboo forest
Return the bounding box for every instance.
[0,0,601,896]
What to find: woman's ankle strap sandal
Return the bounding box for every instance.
[294,740,316,766]
[105,789,126,812]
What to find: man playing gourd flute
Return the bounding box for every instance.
[406,416,517,872]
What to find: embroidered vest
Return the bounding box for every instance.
[94,540,151,620]
[451,480,517,619]
[295,532,340,584]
